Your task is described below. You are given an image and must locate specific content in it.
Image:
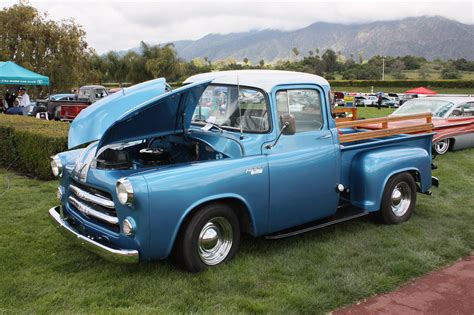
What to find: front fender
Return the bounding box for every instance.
[350,145,432,211]
[141,156,269,260]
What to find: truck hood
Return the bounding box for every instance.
[69,78,168,149]
[96,79,211,151]
[69,78,211,150]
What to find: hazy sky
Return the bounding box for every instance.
[3,0,474,53]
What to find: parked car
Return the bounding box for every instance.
[333,91,345,106]
[381,96,397,107]
[390,97,474,154]
[387,93,400,104]
[46,86,108,120]
[49,71,437,272]
[354,95,377,106]
[398,93,417,105]
[50,93,76,101]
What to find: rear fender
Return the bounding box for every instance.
[350,146,431,211]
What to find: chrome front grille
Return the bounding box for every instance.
[69,185,115,209]
[68,181,118,228]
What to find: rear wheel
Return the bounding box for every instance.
[433,139,450,155]
[53,107,61,120]
[377,173,417,224]
[174,203,240,273]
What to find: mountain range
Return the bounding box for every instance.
[122,16,474,63]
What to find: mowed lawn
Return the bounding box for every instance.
[1,110,473,313]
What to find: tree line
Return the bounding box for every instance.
[1,5,473,93]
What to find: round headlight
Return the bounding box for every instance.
[116,178,134,206]
[51,155,63,177]
[122,217,136,236]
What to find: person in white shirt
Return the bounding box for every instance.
[17,87,31,107]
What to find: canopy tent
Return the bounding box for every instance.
[0,61,49,86]
[405,87,437,95]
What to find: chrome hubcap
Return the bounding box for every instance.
[435,139,449,154]
[391,182,411,217]
[198,217,233,265]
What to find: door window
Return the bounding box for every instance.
[276,89,323,132]
[450,102,474,117]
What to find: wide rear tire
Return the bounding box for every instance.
[174,203,240,273]
[377,173,417,224]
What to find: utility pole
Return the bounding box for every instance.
[382,56,386,81]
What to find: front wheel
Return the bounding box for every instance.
[377,173,417,224]
[174,203,240,273]
[433,139,450,155]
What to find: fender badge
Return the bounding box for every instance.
[246,167,263,175]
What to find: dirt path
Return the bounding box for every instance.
[333,255,474,315]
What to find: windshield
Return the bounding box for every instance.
[191,85,269,132]
[392,99,455,118]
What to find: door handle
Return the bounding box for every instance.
[317,134,332,140]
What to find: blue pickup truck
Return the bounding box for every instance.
[49,70,437,272]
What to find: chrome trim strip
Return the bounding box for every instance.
[49,206,138,264]
[70,184,115,209]
[68,196,119,225]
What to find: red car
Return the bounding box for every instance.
[364,97,474,155]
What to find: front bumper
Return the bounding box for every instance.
[49,206,139,264]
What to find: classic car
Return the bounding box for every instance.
[46,85,108,120]
[389,97,474,154]
[49,70,437,272]
[355,95,397,107]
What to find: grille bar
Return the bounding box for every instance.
[70,184,115,209]
[68,196,119,225]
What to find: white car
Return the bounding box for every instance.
[355,95,377,106]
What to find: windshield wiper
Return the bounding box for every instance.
[193,118,224,133]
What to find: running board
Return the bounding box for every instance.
[265,210,369,240]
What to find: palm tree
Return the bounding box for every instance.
[292,47,300,61]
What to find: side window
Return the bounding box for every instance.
[95,89,107,99]
[450,102,474,117]
[276,89,323,132]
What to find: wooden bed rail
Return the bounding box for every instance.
[333,107,357,122]
[335,111,433,143]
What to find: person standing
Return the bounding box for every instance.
[377,93,382,110]
[17,87,31,107]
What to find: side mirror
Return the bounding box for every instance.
[265,114,296,150]
[280,114,296,135]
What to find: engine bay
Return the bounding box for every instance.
[94,134,226,170]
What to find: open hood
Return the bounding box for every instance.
[69,78,168,149]
[95,79,212,151]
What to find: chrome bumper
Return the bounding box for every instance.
[432,176,439,187]
[48,206,139,264]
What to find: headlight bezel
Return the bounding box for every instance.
[116,178,134,206]
[122,217,136,236]
[51,155,63,177]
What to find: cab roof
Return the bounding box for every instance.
[183,70,330,92]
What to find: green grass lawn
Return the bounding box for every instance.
[1,136,473,313]
[355,107,395,118]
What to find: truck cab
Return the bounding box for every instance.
[49,70,436,272]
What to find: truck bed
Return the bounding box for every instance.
[338,130,434,211]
